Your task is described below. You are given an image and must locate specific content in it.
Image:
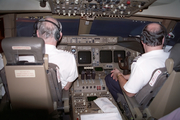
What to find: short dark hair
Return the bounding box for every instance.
[141,23,167,46]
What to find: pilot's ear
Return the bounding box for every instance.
[37,30,40,37]
[162,37,165,45]
[141,40,145,45]
[59,31,63,41]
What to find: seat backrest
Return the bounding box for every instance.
[147,43,180,119]
[118,67,169,119]
[47,63,63,109]
[134,67,168,110]
[0,37,63,114]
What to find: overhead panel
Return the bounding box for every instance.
[48,0,156,18]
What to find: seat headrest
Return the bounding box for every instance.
[166,43,180,73]
[2,37,45,64]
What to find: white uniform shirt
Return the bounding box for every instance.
[124,50,169,94]
[45,44,78,88]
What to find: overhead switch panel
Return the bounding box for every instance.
[48,0,156,17]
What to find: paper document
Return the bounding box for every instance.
[81,97,122,120]
[81,112,122,120]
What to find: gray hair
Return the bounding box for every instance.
[37,16,60,40]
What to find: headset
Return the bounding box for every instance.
[141,23,168,46]
[33,19,62,41]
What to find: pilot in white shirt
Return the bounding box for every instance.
[20,16,78,90]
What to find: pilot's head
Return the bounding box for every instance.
[36,16,62,45]
[141,23,166,47]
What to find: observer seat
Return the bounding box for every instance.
[0,37,69,114]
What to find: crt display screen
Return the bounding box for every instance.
[87,96,98,101]
[78,51,91,64]
[100,50,112,63]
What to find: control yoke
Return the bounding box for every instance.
[118,51,131,75]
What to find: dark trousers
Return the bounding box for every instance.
[105,74,123,101]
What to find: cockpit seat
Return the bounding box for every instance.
[117,43,180,119]
[0,37,69,117]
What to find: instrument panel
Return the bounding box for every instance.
[57,36,140,73]
[60,36,118,44]
[57,36,140,120]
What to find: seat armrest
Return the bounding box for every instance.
[62,90,69,113]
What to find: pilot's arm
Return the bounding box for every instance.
[63,82,72,90]
[111,68,135,97]
[63,53,78,90]
[117,74,135,97]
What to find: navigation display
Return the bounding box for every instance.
[78,51,91,64]
[100,50,112,63]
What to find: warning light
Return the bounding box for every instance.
[127,0,130,5]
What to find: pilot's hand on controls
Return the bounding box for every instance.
[111,68,122,81]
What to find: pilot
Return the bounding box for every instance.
[105,23,170,100]
[36,16,78,90]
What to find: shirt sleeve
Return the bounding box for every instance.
[123,62,145,94]
[66,55,78,82]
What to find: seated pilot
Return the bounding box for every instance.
[20,16,78,90]
[105,23,170,100]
